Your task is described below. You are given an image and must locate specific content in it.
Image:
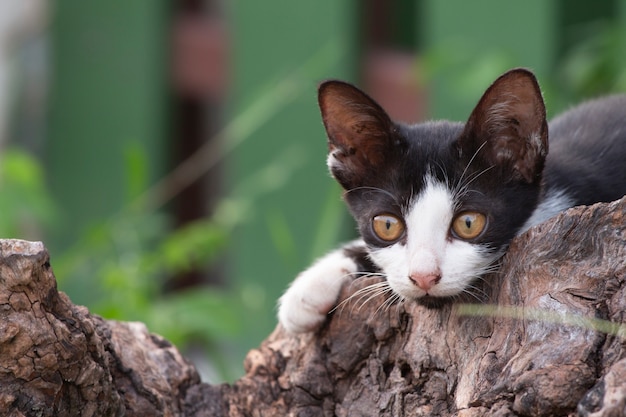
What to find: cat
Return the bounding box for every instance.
[278,68,626,334]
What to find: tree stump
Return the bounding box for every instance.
[0,197,624,416]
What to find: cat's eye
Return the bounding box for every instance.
[451,212,486,240]
[372,214,405,242]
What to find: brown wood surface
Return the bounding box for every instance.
[0,197,624,416]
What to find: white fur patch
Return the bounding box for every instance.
[327,152,337,173]
[278,245,358,333]
[369,177,495,300]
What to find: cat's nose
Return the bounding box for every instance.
[409,272,441,292]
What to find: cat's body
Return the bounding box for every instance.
[524,95,626,228]
[278,69,626,334]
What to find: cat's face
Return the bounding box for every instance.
[365,176,499,304]
[319,69,548,304]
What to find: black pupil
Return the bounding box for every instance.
[386,220,392,230]
[464,217,472,228]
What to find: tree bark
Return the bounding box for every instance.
[0,197,624,416]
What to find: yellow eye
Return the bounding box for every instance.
[372,214,404,242]
[451,212,486,240]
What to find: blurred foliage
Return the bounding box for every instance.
[2,141,245,378]
[43,141,313,381]
[421,38,517,102]
[0,149,57,239]
[421,20,626,118]
[555,21,626,102]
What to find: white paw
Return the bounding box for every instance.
[278,250,358,334]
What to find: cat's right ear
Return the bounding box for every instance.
[318,81,402,190]
[459,68,548,184]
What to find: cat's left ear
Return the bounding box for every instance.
[318,80,404,190]
[460,68,548,183]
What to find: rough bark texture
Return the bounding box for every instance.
[0,240,200,416]
[0,197,624,416]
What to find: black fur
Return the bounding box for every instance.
[544,94,626,205]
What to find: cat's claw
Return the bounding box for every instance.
[278,250,357,334]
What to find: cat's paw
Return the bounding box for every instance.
[278,250,357,334]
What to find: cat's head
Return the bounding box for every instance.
[318,68,548,305]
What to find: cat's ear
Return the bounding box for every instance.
[460,68,548,183]
[318,80,403,190]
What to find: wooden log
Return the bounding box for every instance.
[0,196,624,416]
[216,197,626,417]
[0,240,200,416]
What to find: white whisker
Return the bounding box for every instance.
[453,165,494,203]
[354,284,392,313]
[369,287,396,315]
[452,140,497,205]
[376,291,402,315]
[461,284,489,302]
[331,278,388,314]
[456,140,488,190]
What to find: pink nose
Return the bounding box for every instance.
[409,273,441,292]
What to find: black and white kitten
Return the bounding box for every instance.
[278,68,626,334]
